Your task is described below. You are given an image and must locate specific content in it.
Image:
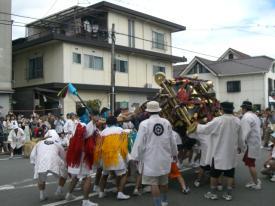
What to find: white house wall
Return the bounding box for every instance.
[108,12,172,55]
[63,90,148,114]
[13,42,64,88]
[0,0,12,91]
[218,74,265,110]
[62,42,172,88]
[264,68,275,107]
[182,73,220,99]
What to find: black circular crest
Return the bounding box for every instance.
[153,123,164,136]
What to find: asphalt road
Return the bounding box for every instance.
[0,150,274,206]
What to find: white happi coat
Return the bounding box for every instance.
[189,132,209,166]
[63,119,77,140]
[172,131,182,146]
[68,122,96,177]
[101,126,127,171]
[131,114,178,176]
[30,137,67,179]
[8,128,26,149]
[240,111,261,159]
[196,114,244,170]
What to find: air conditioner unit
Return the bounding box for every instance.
[145,83,152,88]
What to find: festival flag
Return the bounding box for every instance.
[68,83,78,95]
[57,83,78,98]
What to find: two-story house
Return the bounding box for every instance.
[12,1,186,115]
[176,48,275,110]
[0,0,13,116]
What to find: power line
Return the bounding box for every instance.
[0,13,219,58]
[114,31,219,58]
[43,0,59,17]
[1,9,274,60]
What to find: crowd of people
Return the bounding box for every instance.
[0,100,275,206]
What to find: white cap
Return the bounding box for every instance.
[145,101,162,113]
[12,122,19,130]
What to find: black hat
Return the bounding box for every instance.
[240,101,252,109]
[77,107,86,117]
[106,115,117,126]
[220,101,234,113]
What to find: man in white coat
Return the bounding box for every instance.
[131,101,178,206]
[65,109,98,206]
[8,122,25,158]
[193,102,244,201]
[98,116,130,200]
[30,136,67,201]
[63,112,77,143]
[240,101,262,190]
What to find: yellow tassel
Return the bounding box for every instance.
[93,135,103,166]
[101,133,128,168]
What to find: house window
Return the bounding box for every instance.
[227,81,241,92]
[115,59,128,73]
[153,65,166,75]
[187,63,209,75]
[73,52,81,64]
[116,101,129,109]
[128,19,135,48]
[152,31,165,50]
[84,54,103,70]
[268,78,272,95]
[198,64,210,73]
[228,53,234,59]
[28,56,43,80]
[272,64,275,73]
[187,67,197,75]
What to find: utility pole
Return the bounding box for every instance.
[110,24,116,115]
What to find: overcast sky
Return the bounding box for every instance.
[11,0,275,62]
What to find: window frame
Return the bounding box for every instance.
[128,19,135,48]
[84,54,103,70]
[27,56,43,80]
[153,65,166,75]
[272,63,275,73]
[227,81,241,93]
[115,59,128,73]
[152,31,165,50]
[72,52,81,64]
[115,101,129,109]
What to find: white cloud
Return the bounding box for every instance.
[11,0,275,61]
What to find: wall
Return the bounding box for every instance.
[0,0,12,91]
[182,73,220,99]
[218,74,265,110]
[264,64,275,107]
[13,41,64,88]
[63,42,172,88]
[108,12,172,55]
[63,90,148,114]
[0,95,10,116]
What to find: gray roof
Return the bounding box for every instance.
[197,56,274,76]
[27,1,186,32]
[173,64,188,77]
[218,48,251,60]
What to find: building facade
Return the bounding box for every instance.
[13,1,186,115]
[0,0,13,116]
[177,48,275,110]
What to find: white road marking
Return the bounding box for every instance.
[0,156,23,161]
[0,185,15,191]
[42,168,192,206]
[0,182,56,192]
[42,183,136,206]
[6,178,34,186]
